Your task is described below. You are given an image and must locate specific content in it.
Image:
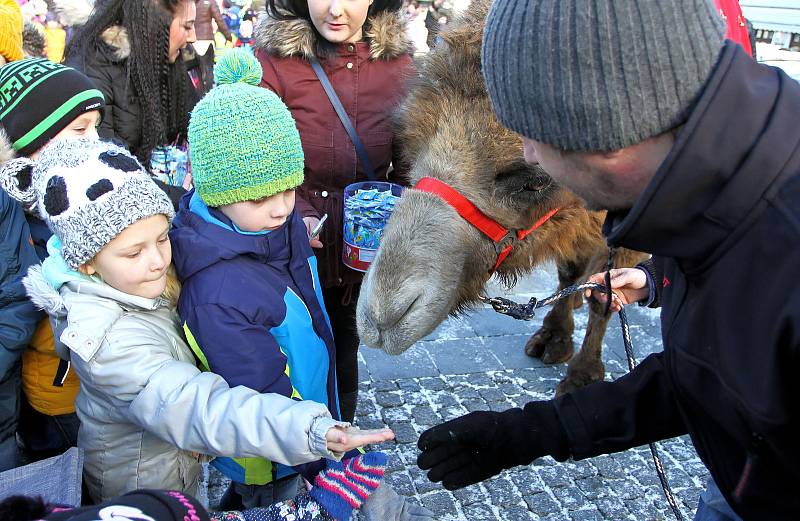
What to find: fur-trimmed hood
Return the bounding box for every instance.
[254,10,410,61]
[99,25,131,62]
[52,0,130,61]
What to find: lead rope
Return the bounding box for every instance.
[478,282,686,521]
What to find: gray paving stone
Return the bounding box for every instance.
[389,421,418,444]
[500,504,537,520]
[371,379,399,392]
[360,344,438,379]
[397,379,422,392]
[488,400,515,412]
[375,390,404,407]
[591,455,627,480]
[482,335,546,370]
[470,308,539,337]
[538,465,572,489]
[478,386,508,403]
[624,498,668,521]
[551,485,588,510]
[508,470,546,496]
[451,484,485,506]
[428,337,504,374]
[569,506,604,521]
[417,376,448,391]
[410,404,441,426]
[420,490,458,517]
[523,492,560,516]
[575,476,606,500]
[387,471,415,496]
[462,503,499,520]
[484,477,519,507]
[594,496,631,519]
[465,372,497,387]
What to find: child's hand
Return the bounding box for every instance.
[303,216,324,248]
[583,268,649,312]
[325,426,395,453]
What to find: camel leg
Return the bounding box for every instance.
[524,259,587,364]
[555,297,610,396]
[555,248,649,396]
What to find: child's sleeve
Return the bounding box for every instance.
[85,322,347,463]
[0,194,42,376]
[183,303,294,397]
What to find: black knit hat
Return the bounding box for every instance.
[0,58,105,156]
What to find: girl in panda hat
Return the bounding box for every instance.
[0,138,392,520]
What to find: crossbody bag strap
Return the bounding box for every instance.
[310,57,376,180]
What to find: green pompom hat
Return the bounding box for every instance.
[188,49,305,207]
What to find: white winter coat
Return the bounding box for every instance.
[24,264,345,503]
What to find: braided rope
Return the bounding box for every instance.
[478,282,686,521]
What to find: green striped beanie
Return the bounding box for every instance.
[0,58,105,156]
[188,49,304,207]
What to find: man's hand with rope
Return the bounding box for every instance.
[584,267,650,312]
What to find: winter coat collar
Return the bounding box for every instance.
[23,237,169,362]
[169,189,296,282]
[254,10,410,61]
[99,25,131,62]
[604,42,800,274]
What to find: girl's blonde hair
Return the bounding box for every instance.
[162,264,181,308]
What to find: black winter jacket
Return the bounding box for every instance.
[66,27,143,160]
[553,42,800,520]
[66,27,188,209]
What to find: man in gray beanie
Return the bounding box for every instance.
[417,1,800,520]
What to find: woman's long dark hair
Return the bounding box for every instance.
[65,0,190,163]
[266,0,403,57]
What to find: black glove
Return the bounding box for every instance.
[417,400,570,490]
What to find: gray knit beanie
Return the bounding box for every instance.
[0,138,174,269]
[481,0,726,152]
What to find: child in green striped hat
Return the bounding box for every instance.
[0,57,104,159]
[0,57,104,467]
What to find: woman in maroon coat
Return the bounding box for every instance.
[254,0,414,422]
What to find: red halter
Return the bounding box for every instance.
[414,177,560,274]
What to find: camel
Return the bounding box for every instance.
[355,0,647,395]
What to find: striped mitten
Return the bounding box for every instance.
[310,452,388,521]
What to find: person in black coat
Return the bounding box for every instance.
[64,0,198,208]
[419,1,800,520]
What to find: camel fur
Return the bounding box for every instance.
[356,0,647,395]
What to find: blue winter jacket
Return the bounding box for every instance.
[170,191,341,485]
[0,189,42,443]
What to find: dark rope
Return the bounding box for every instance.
[478,282,686,521]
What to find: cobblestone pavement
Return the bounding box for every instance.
[203,265,709,520]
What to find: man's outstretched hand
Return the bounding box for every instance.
[417,402,570,490]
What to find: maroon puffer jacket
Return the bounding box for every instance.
[254,11,414,287]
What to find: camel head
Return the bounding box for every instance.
[357,0,585,355]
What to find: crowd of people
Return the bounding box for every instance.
[0,0,798,520]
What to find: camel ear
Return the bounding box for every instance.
[0,157,39,215]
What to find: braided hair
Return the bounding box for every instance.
[65,0,190,164]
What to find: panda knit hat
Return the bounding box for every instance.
[0,138,174,270]
[188,49,304,207]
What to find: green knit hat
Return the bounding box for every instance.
[188,49,304,207]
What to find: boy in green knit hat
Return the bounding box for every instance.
[169,50,431,521]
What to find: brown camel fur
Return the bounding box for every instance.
[355,0,648,395]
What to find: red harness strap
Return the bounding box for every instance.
[414,176,560,273]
